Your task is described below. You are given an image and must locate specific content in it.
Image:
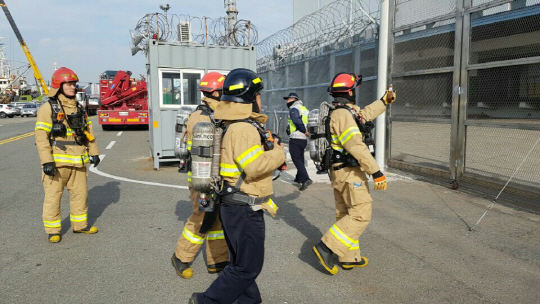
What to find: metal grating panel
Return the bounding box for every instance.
[465,126,540,190]
[467,63,540,120]
[357,80,377,108]
[288,62,305,87]
[394,0,456,28]
[470,6,540,64]
[390,121,451,171]
[391,73,454,119]
[360,47,378,77]
[308,57,331,85]
[393,21,456,73]
[335,52,353,74]
[304,85,330,110]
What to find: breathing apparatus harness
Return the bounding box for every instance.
[48,97,93,150]
[315,98,375,171]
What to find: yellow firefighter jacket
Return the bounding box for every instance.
[219,112,285,197]
[329,99,387,175]
[185,97,219,183]
[35,94,99,167]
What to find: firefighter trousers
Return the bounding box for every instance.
[42,166,89,234]
[322,166,372,263]
[200,204,265,304]
[175,187,228,265]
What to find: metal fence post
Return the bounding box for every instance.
[450,0,467,183]
[376,0,392,170]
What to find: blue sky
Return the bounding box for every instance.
[0,0,292,86]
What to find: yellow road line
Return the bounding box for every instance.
[0,132,35,145]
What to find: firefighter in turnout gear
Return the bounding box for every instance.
[191,68,285,304]
[34,67,99,243]
[312,73,396,274]
[171,72,229,279]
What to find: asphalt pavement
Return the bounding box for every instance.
[1,116,539,304]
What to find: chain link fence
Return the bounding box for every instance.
[388,0,540,203]
[257,0,540,205]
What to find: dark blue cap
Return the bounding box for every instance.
[283,92,299,100]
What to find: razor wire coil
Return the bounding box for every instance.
[133,13,258,48]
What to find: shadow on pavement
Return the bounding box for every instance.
[87,181,121,226]
[274,191,330,275]
[58,181,121,234]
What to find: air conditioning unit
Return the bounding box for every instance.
[178,22,192,43]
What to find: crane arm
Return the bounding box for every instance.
[0,0,49,95]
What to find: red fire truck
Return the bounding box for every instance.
[98,70,149,131]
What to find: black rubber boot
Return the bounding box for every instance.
[188,293,200,304]
[171,253,193,279]
[341,257,369,270]
[312,241,338,275]
[207,261,229,274]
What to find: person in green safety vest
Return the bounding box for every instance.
[285,92,312,191]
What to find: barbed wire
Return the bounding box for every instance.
[256,0,380,72]
[132,13,258,50]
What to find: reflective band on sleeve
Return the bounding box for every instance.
[43,220,61,228]
[52,152,89,164]
[329,224,356,249]
[235,145,263,169]
[70,213,88,222]
[220,163,242,177]
[187,171,192,182]
[87,121,92,125]
[332,146,344,152]
[206,230,225,240]
[35,122,52,131]
[182,227,204,245]
[266,199,277,212]
[187,141,192,151]
[339,126,361,145]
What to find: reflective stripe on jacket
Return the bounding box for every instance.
[35,94,98,167]
[329,100,386,175]
[219,114,285,197]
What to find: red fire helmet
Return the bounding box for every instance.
[328,73,362,94]
[199,72,226,92]
[49,67,79,97]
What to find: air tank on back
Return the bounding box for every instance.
[174,106,194,171]
[190,121,215,197]
[307,109,320,162]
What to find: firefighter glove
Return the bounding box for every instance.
[90,155,101,167]
[380,90,396,105]
[372,171,387,190]
[43,162,57,176]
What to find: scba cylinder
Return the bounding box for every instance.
[307,109,320,162]
[174,107,194,160]
[191,121,215,194]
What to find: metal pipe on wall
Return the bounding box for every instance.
[375,0,391,170]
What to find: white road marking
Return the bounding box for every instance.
[117,131,123,136]
[89,155,189,190]
[106,141,116,150]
